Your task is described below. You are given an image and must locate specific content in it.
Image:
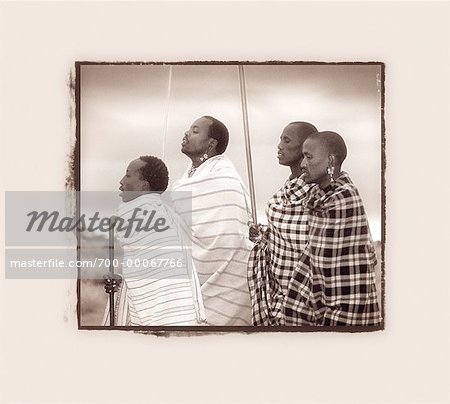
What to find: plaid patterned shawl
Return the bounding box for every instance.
[284,172,381,326]
[248,175,311,325]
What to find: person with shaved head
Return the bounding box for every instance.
[283,131,381,326]
[248,121,318,325]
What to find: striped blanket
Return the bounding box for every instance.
[172,155,252,325]
[103,193,206,326]
[284,172,382,326]
[248,175,311,325]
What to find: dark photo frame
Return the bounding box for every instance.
[75,61,386,333]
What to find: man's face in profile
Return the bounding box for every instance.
[119,158,149,202]
[181,117,212,158]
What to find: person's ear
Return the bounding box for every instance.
[142,181,151,192]
[208,138,218,152]
[328,154,336,166]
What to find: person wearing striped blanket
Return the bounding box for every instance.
[284,131,382,326]
[172,116,252,326]
[248,122,318,325]
[103,155,206,326]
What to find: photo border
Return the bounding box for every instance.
[75,60,386,333]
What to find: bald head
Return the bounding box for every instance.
[307,131,347,166]
[301,131,347,187]
[286,121,318,143]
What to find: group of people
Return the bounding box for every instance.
[103,115,381,328]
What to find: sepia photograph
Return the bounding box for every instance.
[76,62,385,331]
[2,1,449,403]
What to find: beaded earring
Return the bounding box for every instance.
[327,165,335,182]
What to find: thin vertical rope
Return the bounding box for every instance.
[162,65,173,161]
[238,65,257,223]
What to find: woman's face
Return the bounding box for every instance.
[301,138,330,186]
[277,125,303,167]
[181,117,212,158]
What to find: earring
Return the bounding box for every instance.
[327,165,335,182]
[199,153,209,163]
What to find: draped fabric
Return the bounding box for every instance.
[172,155,252,325]
[103,193,206,326]
[248,175,311,325]
[284,172,381,326]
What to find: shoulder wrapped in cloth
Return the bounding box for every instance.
[248,175,310,325]
[172,155,252,325]
[103,193,206,326]
[284,172,382,326]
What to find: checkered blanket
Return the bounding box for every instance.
[284,172,382,326]
[248,176,311,325]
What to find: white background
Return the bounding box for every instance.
[1,1,449,403]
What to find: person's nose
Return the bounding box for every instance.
[120,177,125,185]
[277,142,283,150]
[300,157,307,169]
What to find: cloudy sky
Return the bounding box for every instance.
[81,63,382,240]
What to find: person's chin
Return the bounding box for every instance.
[119,191,132,203]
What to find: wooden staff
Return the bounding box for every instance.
[108,216,116,326]
[238,65,257,223]
[162,65,173,161]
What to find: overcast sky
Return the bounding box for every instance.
[81,63,382,240]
